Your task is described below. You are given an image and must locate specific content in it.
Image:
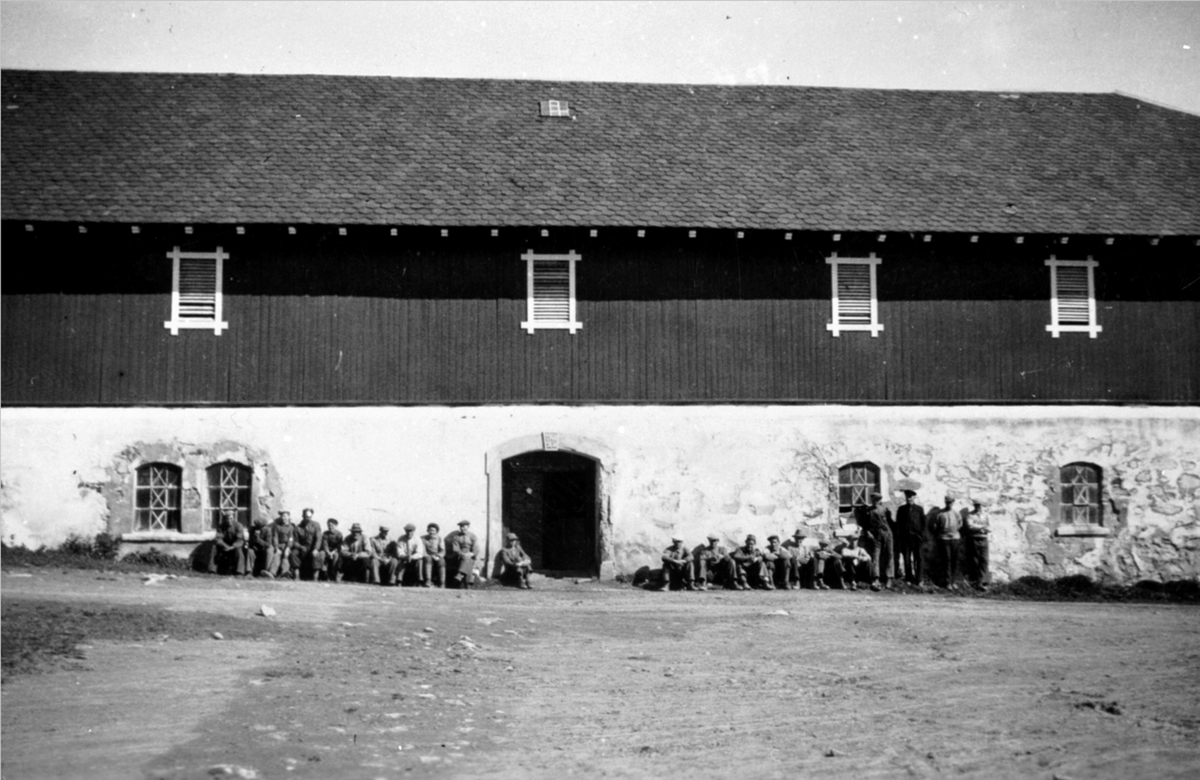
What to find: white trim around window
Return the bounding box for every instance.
[1045,255,1102,339]
[825,253,883,337]
[163,246,229,335]
[521,250,582,334]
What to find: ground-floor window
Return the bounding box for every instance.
[135,463,182,532]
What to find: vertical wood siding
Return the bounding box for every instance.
[2,226,1196,404]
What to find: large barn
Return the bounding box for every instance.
[2,70,1198,582]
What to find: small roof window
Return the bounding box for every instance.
[539,100,570,118]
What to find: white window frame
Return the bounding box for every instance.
[521,250,582,334]
[163,246,229,335]
[1045,255,1102,338]
[825,253,883,337]
[540,100,570,117]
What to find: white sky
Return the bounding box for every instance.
[1,1,1198,113]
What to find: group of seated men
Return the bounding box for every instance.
[657,490,990,592]
[206,508,536,589]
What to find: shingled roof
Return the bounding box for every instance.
[3,70,1198,234]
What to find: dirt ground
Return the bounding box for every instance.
[2,568,1199,780]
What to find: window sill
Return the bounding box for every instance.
[521,320,582,335]
[163,319,229,336]
[121,531,216,543]
[1054,525,1111,537]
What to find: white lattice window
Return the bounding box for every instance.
[1056,462,1109,536]
[1045,256,1102,338]
[135,464,182,532]
[826,254,883,337]
[164,246,229,335]
[540,100,570,117]
[521,250,582,334]
[838,462,881,515]
[205,462,252,529]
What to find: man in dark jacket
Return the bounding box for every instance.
[498,532,533,589]
[207,509,246,576]
[317,518,344,582]
[894,490,927,584]
[858,492,894,591]
[693,534,735,590]
[265,511,297,579]
[732,534,771,590]
[445,520,480,589]
[659,535,697,591]
[293,508,323,580]
[340,523,372,583]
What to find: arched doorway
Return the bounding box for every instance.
[502,451,598,575]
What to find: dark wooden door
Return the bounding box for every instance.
[502,451,597,574]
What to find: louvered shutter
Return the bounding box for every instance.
[826,254,883,337]
[521,251,582,333]
[164,247,229,335]
[1045,257,1101,338]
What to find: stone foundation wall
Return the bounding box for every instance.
[2,406,1197,582]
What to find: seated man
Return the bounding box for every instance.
[369,526,394,585]
[732,534,772,590]
[292,508,324,581]
[265,511,297,579]
[317,518,344,582]
[250,516,274,578]
[498,532,533,589]
[763,535,794,590]
[659,535,697,591]
[831,535,871,590]
[387,523,425,586]
[782,528,819,589]
[445,520,480,589]
[808,538,835,590]
[419,523,445,588]
[340,523,372,583]
[207,509,246,576]
[693,534,736,590]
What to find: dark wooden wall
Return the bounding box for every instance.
[3,224,1197,404]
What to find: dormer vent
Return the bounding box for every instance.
[540,100,570,118]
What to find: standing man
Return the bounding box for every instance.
[293,508,324,581]
[340,523,372,583]
[931,495,963,589]
[207,509,246,576]
[498,532,534,589]
[317,518,344,582]
[659,535,697,591]
[369,526,394,585]
[894,490,927,585]
[859,492,894,591]
[732,534,772,590]
[693,534,736,590]
[445,520,480,589]
[962,499,991,590]
[388,523,425,586]
[420,523,445,588]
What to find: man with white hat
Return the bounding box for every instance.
[445,520,480,589]
[659,535,697,591]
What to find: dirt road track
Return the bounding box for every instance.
[3,569,1199,779]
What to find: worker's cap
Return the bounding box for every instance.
[706,533,720,541]
[671,535,684,542]
[767,534,780,542]
[792,529,807,538]
[944,494,956,503]
[350,523,362,532]
[902,489,918,498]
[403,523,416,531]
[745,534,757,542]
[971,498,983,506]
[506,532,519,540]
[327,518,339,526]
[378,526,390,534]
[458,520,471,527]
[869,491,884,501]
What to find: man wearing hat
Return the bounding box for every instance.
[692,534,735,590]
[498,532,533,589]
[317,518,344,582]
[831,534,871,590]
[930,495,963,589]
[763,535,794,590]
[265,510,297,579]
[445,520,480,589]
[420,523,445,588]
[858,492,894,592]
[782,529,816,589]
[961,499,990,590]
[207,508,247,577]
[293,508,324,581]
[659,535,697,591]
[340,522,372,583]
[387,523,426,586]
[732,534,771,590]
[895,490,927,585]
[368,526,394,585]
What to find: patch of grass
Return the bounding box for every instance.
[1,542,191,573]
[987,575,1200,604]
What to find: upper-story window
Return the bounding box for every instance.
[838,461,881,516]
[205,461,252,529]
[1045,256,1102,338]
[521,250,582,334]
[1056,462,1105,534]
[539,100,571,117]
[135,463,182,532]
[163,246,229,336]
[826,253,883,337]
